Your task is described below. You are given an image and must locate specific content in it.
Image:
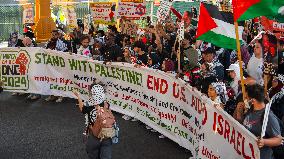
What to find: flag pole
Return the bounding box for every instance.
[234,21,246,102]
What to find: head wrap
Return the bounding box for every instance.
[88,84,105,106]
[277,74,284,84]
[211,82,228,104]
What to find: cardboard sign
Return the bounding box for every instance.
[23,4,34,24]
[121,21,139,36]
[118,0,146,20]
[62,5,77,29]
[83,15,90,34]
[90,2,117,25]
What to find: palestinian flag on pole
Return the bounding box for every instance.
[232,0,284,22]
[196,3,244,50]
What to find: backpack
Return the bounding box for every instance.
[90,102,116,140]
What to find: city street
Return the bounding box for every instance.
[0,92,192,159]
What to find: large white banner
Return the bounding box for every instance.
[0,48,260,159]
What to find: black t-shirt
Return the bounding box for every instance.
[102,44,123,62]
[82,104,97,127]
[243,109,281,159]
[137,53,148,65]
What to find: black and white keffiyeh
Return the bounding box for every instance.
[88,84,105,106]
[211,82,229,104]
[277,74,284,84]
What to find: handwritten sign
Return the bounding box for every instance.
[23,4,34,24]
[90,2,117,25]
[118,0,146,20]
[157,1,172,22]
[62,5,77,29]
[121,21,139,36]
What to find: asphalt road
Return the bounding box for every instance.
[0,92,192,159]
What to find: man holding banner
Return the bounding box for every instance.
[243,84,282,159]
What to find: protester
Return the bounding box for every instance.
[270,74,284,122]
[8,32,19,47]
[46,29,68,52]
[247,41,264,85]
[243,84,282,159]
[202,47,224,81]
[78,35,92,57]
[102,33,123,62]
[133,41,148,66]
[208,82,227,107]
[45,30,68,103]
[226,63,242,98]
[74,83,116,159]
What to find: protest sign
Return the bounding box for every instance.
[90,2,117,25]
[261,16,284,39]
[23,4,34,24]
[62,5,77,29]
[83,15,90,34]
[157,1,172,22]
[121,21,139,36]
[154,0,160,6]
[0,48,260,159]
[118,0,146,20]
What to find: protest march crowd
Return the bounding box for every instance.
[1,0,284,159]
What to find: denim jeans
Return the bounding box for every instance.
[86,133,112,159]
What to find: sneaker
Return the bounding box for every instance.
[27,94,33,99]
[145,126,152,130]
[150,129,157,133]
[158,135,165,139]
[11,92,18,96]
[56,97,64,103]
[45,95,55,102]
[131,118,138,122]
[31,95,40,100]
[122,115,132,121]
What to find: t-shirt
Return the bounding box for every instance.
[184,47,199,69]
[102,44,123,61]
[137,53,148,66]
[243,109,281,159]
[247,55,264,85]
[82,102,97,127]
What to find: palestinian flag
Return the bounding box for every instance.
[233,0,284,22]
[196,3,244,50]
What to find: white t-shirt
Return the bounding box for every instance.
[78,46,92,57]
[247,55,264,85]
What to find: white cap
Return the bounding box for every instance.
[226,64,241,79]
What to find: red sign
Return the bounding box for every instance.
[261,16,284,39]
